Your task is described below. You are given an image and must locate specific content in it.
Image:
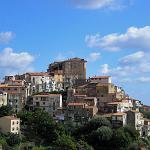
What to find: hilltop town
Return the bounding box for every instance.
[0,57,150,150]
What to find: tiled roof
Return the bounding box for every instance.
[112,112,126,116]
[0,116,20,120]
[108,102,121,105]
[0,84,24,88]
[142,105,150,108]
[33,94,61,97]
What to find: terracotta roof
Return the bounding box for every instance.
[33,94,61,97]
[112,112,126,116]
[108,102,121,105]
[142,105,150,108]
[0,84,24,88]
[0,116,20,120]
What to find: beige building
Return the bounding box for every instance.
[31,94,62,116]
[0,91,7,107]
[0,116,20,134]
[88,76,112,84]
[68,76,126,113]
[142,118,150,137]
[112,112,127,128]
[107,99,133,113]
[25,72,63,94]
[0,84,27,112]
[65,102,98,124]
[126,110,144,135]
[141,105,150,112]
[47,58,87,89]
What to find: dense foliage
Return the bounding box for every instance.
[0,108,150,150]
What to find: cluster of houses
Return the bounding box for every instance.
[0,57,150,137]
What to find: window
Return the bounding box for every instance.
[17,121,19,124]
[16,127,19,130]
[53,102,55,110]
[14,88,17,91]
[101,95,104,97]
[43,102,45,105]
[12,121,15,125]
[36,102,40,106]
[12,127,14,131]
[33,77,35,84]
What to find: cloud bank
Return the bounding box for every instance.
[72,0,128,10]
[85,26,150,51]
[0,48,34,76]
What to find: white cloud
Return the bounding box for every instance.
[119,51,144,64]
[100,64,109,74]
[85,26,150,51]
[0,32,14,44]
[88,52,101,62]
[136,77,150,82]
[72,0,128,10]
[0,48,34,76]
[99,51,150,83]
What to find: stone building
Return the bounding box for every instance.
[47,58,87,89]
[107,99,133,113]
[88,76,112,84]
[30,93,62,116]
[67,76,126,113]
[111,112,127,128]
[24,72,63,95]
[126,110,144,135]
[65,102,98,124]
[0,84,27,112]
[142,118,150,137]
[0,116,20,134]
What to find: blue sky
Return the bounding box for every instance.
[0,0,150,104]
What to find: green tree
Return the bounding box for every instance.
[32,146,48,150]
[0,106,13,117]
[0,137,9,150]
[76,140,94,150]
[6,133,21,147]
[52,135,76,150]
[74,116,111,139]
[110,128,132,150]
